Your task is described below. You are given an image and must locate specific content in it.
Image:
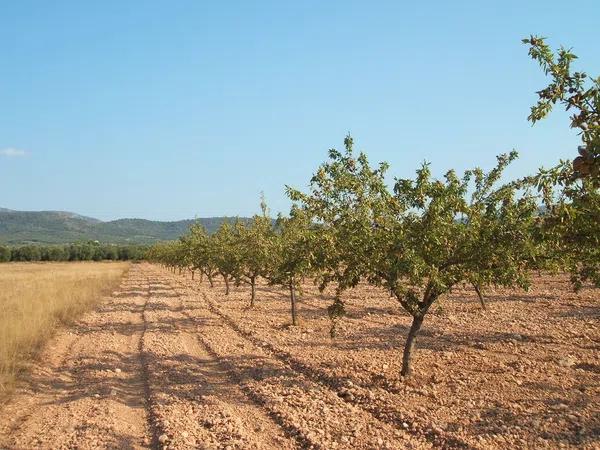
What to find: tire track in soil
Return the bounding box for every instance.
[166,270,474,450]
[155,271,428,450]
[159,281,313,449]
[141,277,301,449]
[0,267,155,449]
[190,331,317,450]
[139,276,162,450]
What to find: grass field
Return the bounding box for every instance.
[0,262,129,395]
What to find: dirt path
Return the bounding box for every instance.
[141,278,300,449]
[0,266,152,449]
[0,264,307,449]
[153,269,430,450]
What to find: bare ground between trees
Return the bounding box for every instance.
[0,263,597,449]
[162,265,599,450]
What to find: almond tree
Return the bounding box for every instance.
[268,209,322,326]
[524,163,600,290]
[523,36,600,289]
[387,156,543,376]
[523,36,599,179]
[211,221,241,295]
[235,201,275,306]
[188,223,219,287]
[290,137,542,376]
[178,234,196,277]
[287,135,392,335]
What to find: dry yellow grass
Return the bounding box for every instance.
[0,261,129,395]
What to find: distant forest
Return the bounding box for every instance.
[0,242,147,262]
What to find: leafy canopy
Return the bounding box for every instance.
[523,36,600,289]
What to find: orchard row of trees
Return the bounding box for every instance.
[147,37,599,376]
[0,242,148,263]
[146,202,320,327]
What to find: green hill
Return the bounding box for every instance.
[0,209,244,245]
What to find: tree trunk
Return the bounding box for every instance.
[401,315,424,377]
[191,270,195,280]
[250,276,256,307]
[208,273,214,288]
[224,275,230,295]
[289,279,298,326]
[179,267,182,275]
[473,284,486,310]
[199,272,204,283]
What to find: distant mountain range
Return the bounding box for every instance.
[0,208,245,245]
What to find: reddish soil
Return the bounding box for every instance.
[0,263,598,449]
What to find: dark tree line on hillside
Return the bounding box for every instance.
[0,242,148,263]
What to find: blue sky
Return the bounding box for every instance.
[1,1,599,221]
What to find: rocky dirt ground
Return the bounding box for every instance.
[0,263,597,449]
